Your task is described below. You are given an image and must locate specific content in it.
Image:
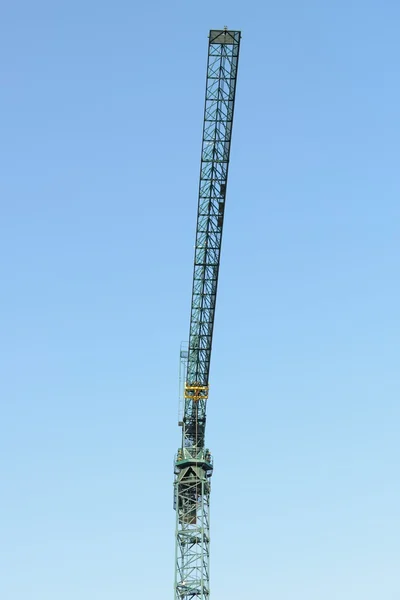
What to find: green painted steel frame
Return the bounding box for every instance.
[174,29,241,600]
[183,28,241,452]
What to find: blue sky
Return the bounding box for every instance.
[1,1,399,598]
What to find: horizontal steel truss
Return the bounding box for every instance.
[184,28,240,451]
[186,29,240,390]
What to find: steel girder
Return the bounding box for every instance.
[184,29,241,451]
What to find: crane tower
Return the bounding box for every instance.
[173,29,241,600]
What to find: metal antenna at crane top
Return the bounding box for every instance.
[173,29,241,600]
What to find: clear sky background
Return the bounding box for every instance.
[1,1,399,599]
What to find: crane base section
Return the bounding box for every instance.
[174,451,212,599]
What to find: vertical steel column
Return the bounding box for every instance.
[173,29,241,600]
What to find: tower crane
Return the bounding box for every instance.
[173,29,241,600]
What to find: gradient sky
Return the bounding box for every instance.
[1,1,399,599]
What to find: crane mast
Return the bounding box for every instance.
[173,29,241,600]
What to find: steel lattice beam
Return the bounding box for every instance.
[174,29,241,600]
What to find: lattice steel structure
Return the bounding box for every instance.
[174,29,241,600]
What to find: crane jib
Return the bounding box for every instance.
[185,29,240,405]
